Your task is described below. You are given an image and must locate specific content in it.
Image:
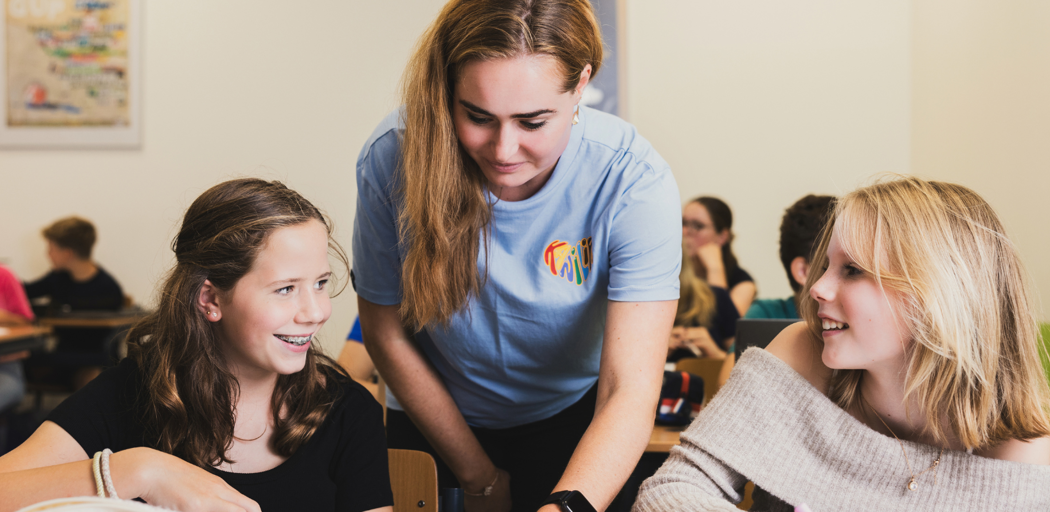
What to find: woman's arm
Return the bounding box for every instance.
[542,299,676,512]
[358,297,511,512]
[0,421,259,512]
[728,282,756,318]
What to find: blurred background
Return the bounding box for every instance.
[1,0,1047,358]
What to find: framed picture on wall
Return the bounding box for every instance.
[585,0,626,119]
[0,0,141,148]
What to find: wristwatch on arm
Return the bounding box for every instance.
[540,490,597,512]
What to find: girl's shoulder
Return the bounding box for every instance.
[976,436,1050,465]
[764,321,833,395]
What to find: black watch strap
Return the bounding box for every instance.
[540,490,597,512]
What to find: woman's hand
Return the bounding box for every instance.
[116,448,260,512]
[463,467,511,512]
[694,243,727,288]
[684,327,724,359]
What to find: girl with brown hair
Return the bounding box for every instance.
[636,176,1050,511]
[681,196,756,317]
[0,179,393,512]
[353,1,681,511]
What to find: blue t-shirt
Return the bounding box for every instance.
[353,106,681,428]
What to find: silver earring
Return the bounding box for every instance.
[210,311,217,317]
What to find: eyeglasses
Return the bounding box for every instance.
[682,219,708,232]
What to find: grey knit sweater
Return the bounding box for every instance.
[633,348,1050,511]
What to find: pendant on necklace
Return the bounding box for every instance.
[907,478,917,491]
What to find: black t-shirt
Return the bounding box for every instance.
[47,357,393,511]
[726,266,754,291]
[23,267,124,313]
[708,285,740,345]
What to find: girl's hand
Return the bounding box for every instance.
[684,328,726,359]
[668,326,688,350]
[115,448,260,512]
[694,243,727,288]
[463,468,511,512]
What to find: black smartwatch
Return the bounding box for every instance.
[540,490,597,512]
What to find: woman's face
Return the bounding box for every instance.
[809,224,911,373]
[215,219,333,381]
[682,202,726,251]
[453,55,589,202]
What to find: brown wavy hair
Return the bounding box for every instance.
[799,176,1050,448]
[125,178,350,468]
[398,0,603,328]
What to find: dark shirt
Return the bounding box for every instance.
[726,266,754,291]
[48,358,394,511]
[23,267,124,313]
[708,285,741,344]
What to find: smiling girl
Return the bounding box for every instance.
[0,179,393,512]
[635,176,1050,511]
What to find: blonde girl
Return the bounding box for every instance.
[636,176,1050,511]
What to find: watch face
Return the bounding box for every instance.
[563,491,597,512]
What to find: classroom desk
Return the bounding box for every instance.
[0,325,52,356]
[647,424,685,453]
[37,311,146,329]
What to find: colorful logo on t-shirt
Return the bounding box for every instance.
[543,237,593,286]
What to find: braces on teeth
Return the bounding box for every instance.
[276,334,312,346]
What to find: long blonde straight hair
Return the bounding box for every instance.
[799,176,1050,448]
[677,246,716,327]
[398,0,603,328]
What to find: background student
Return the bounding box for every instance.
[682,197,756,317]
[0,264,35,417]
[746,194,835,320]
[23,217,123,315]
[0,179,393,512]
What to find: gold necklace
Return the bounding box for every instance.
[861,395,943,491]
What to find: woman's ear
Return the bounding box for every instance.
[576,63,592,95]
[715,229,731,246]
[198,279,222,322]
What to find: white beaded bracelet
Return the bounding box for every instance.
[91,451,106,498]
[101,448,120,499]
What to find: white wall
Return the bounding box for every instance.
[0,0,447,357]
[626,0,913,305]
[912,0,1050,320]
[1,0,1046,363]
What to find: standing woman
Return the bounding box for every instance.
[681,197,756,317]
[353,1,681,511]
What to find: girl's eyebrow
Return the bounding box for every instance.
[266,271,332,287]
[459,100,556,119]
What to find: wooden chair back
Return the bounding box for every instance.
[388,449,439,512]
[675,357,726,406]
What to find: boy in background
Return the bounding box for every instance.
[745,195,835,319]
[23,217,123,314]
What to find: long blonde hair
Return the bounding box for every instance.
[677,246,716,327]
[799,176,1050,448]
[398,0,603,328]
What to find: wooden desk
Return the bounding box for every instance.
[37,312,146,329]
[647,424,685,453]
[0,325,52,356]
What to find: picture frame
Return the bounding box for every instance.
[0,0,141,148]
[584,0,627,118]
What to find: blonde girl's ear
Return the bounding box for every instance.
[198,279,222,322]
